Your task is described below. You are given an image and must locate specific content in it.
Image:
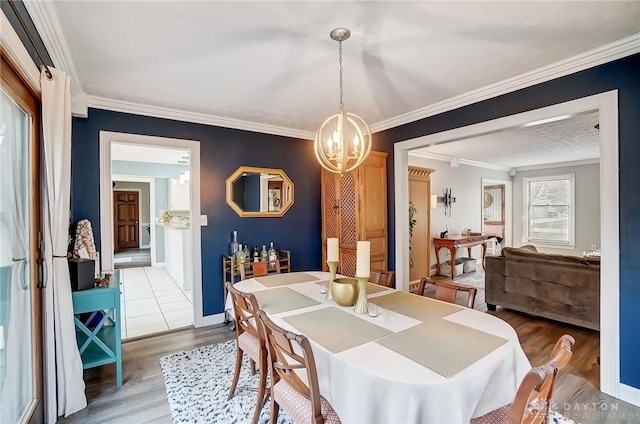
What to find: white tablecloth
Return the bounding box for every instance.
[226,271,531,424]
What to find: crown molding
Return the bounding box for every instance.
[22,0,83,96]
[514,158,600,172]
[87,95,316,140]
[408,150,511,172]
[370,33,640,133]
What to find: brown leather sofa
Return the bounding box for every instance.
[485,246,600,330]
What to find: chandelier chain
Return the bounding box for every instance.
[338,40,344,110]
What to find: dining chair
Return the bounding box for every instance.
[471,334,575,424]
[369,269,395,288]
[417,278,477,308]
[226,282,269,424]
[257,310,341,424]
[240,260,279,280]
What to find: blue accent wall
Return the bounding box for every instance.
[243,175,261,212]
[374,53,640,389]
[71,109,322,316]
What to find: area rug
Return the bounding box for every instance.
[160,340,292,424]
[452,266,485,290]
[160,340,578,424]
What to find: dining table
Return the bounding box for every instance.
[225,271,531,424]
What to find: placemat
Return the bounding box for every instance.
[376,320,508,377]
[283,307,393,353]
[254,272,320,287]
[315,281,389,294]
[369,291,462,322]
[253,287,320,314]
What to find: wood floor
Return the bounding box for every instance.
[59,289,640,424]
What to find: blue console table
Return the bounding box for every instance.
[71,271,122,387]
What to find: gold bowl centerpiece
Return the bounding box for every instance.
[331,277,359,306]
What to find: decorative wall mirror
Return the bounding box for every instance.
[483,184,505,224]
[226,166,294,217]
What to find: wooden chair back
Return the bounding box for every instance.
[509,334,575,424]
[434,281,477,308]
[257,310,324,423]
[240,260,278,280]
[226,281,262,340]
[370,269,395,288]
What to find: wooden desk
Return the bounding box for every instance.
[433,235,490,276]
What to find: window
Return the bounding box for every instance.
[523,174,575,246]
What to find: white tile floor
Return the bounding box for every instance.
[120,266,193,339]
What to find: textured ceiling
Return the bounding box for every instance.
[414,111,600,169]
[52,1,639,133]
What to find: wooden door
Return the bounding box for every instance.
[409,167,434,282]
[321,170,340,270]
[358,152,388,272]
[114,191,140,251]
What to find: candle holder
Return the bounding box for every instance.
[353,276,369,314]
[326,260,338,301]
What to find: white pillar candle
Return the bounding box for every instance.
[327,238,339,262]
[356,241,370,277]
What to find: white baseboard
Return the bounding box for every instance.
[199,312,226,327]
[155,262,166,267]
[620,383,640,407]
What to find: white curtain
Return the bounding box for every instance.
[0,88,33,424]
[41,68,87,420]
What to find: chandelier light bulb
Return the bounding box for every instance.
[314,28,372,174]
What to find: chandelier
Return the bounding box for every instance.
[314,28,372,175]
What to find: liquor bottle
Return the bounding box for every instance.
[253,246,259,262]
[243,244,250,261]
[268,241,277,269]
[230,231,239,256]
[236,244,246,266]
[261,245,268,262]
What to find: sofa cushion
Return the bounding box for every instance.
[501,245,537,257]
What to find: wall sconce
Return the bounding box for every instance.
[437,188,456,216]
[430,194,438,209]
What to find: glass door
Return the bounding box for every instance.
[0,55,43,423]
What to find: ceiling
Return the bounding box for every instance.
[412,111,600,169]
[51,1,639,134]
[111,143,189,165]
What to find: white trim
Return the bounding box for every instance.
[88,95,315,141]
[200,312,226,327]
[620,384,640,407]
[111,187,144,251]
[514,158,600,172]
[0,10,40,94]
[394,91,620,400]
[481,178,513,249]
[521,173,576,247]
[155,261,166,267]
[21,0,83,97]
[373,33,640,133]
[409,150,511,172]
[100,131,206,328]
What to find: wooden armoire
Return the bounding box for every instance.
[408,166,434,282]
[321,151,388,277]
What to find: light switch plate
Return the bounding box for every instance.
[200,215,208,226]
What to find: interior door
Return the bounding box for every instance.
[114,191,140,251]
[0,55,43,423]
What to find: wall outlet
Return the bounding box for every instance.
[200,215,208,226]
[591,244,597,250]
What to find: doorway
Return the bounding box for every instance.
[99,132,205,336]
[394,91,619,397]
[0,56,43,423]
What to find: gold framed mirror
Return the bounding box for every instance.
[226,166,294,217]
